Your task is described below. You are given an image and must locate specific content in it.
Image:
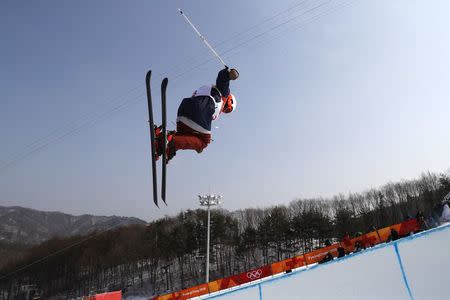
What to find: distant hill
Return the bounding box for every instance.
[0,205,147,244]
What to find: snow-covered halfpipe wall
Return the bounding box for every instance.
[200,223,450,300]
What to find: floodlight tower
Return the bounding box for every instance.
[198,193,223,283]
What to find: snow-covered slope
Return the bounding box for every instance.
[198,223,450,300]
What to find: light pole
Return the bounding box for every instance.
[198,193,222,283]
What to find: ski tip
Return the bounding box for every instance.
[178,8,183,14]
[146,70,152,81]
[162,77,168,86]
[154,196,159,209]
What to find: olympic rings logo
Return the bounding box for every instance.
[246,269,263,280]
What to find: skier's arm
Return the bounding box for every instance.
[215,67,238,97]
[216,68,231,97]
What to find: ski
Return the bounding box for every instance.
[161,78,168,205]
[145,70,158,207]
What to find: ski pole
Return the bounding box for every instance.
[178,8,227,67]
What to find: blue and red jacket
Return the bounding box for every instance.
[177,68,231,134]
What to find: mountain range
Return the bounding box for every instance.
[0,205,147,244]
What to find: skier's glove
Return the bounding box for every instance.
[228,68,239,80]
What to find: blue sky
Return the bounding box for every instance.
[1,0,449,221]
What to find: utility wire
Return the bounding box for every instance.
[0,0,356,280]
[210,0,313,48]
[0,0,354,175]
[222,0,357,60]
[162,1,341,84]
[158,0,315,79]
[0,219,132,281]
[220,0,332,57]
[0,85,145,165]
[0,92,146,173]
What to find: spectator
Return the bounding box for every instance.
[342,233,351,247]
[386,228,399,242]
[337,246,346,258]
[440,202,450,223]
[360,234,373,248]
[416,210,428,231]
[353,240,365,253]
[431,202,444,226]
[426,214,439,228]
[319,252,334,264]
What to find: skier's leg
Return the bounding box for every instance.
[195,132,212,153]
[172,135,207,153]
[172,122,211,153]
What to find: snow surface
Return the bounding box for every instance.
[191,223,450,300]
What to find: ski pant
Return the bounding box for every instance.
[173,122,211,153]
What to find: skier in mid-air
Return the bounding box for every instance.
[154,67,239,162]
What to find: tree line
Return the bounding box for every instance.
[1,171,449,299]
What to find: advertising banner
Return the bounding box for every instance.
[304,244,339,264]
[237,265,272,285]
[84,291,121,300]
[208,275,239,293]
[153,219,420,300]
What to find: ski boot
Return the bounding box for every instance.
[154,126,176,163]
[153,125,163,161]
[166,130,177,164]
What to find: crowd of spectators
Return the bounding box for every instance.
[317,198,450,266]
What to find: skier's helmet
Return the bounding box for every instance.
[222,94,236,114]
